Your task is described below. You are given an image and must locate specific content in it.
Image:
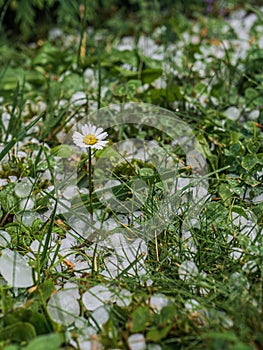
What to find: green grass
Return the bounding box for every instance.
[0,2,263,350]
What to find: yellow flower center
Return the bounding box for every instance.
[83,134,98,145]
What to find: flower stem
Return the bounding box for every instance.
[88,147,93,222]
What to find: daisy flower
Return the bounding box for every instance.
[72,123,108,150]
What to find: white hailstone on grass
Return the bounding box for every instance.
[59,235,77,255]
[231,211,258,241]
[229,247,243,260]
[0,230,11,247]
[62,185,79,200]
[74,260,91,276]
[181,230,197,253]
[101,217,119,231]
[115,289,133,307]
[223,106,240,121]
[15,178,33,198]
[149,294,169,311]
[0,178,8,186]
[0,249,33,288]
[152,77,167,89]
[199,271,210,296]
[100,256,119,279]
[20,198,34,210]
[71,91,87,106]
[63,282,80,299]
[229,272,250,291]
[89,305,109,328]
[107,232,128,250]
[131,211,144,228]
[47,289,80,325]
[116,36,135,51]
[252,192,263,204]
[128,333,146,350]
[29,239,42,255]
[146,279,153,286]
[134,148,147,161]
[82,285,113,311]
[122,238,147,260]
[72,123,108,150]
[8,175,17,182]
[101,234,147,278]
[67,218,90,236]
[79,187,89,195]
[48,27,63,41]
[116,214,129,225]
[96,179,122,202]
[208,308,233,328]
[242,260,258,273]
[178,260,199,281]
[2,111,11,129]
[248,110,260,120]
[84,68,96,89]
[56,198,71,214]
[28,234,57,261]
[184,298,200,312]
[77,340,103,350]
[16,211,39,226]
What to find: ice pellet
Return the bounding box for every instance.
[0,249,33,288]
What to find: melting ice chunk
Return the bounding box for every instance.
[82,285,113,311]
[0,249,33,287]
[47,289,80,325]
[15,182,32,198]
[178,260,198,281]
[90,306,109,328]
[128,333,146,350]
[0,230,11,247]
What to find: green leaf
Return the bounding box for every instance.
[231,206,249,221]
[141,68,163,84]
[138,168,155,177]
[0,322,36,342]
[131,306,151,333]
[159,305,176,324]
[202,331,238,341]
[127,79,142,98]
[246,140,261,153]
[245,87,258,100]
[218,183,232,205]
[60,73,84,97]
[52,145,76,158]
[0,183,19,212]
[29,311,53,335]
[39,279,55,301]
[230,142,245,156]
[241,154,258,171]
[24,334,63,350]
[146,325,172,341]
[112,83,127,97]
[256,153,263,164]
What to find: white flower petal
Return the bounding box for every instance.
[73,123,108,151]
[72,131,83,140]
[81,124,91,135]
[97,131,108,140]
[89,124,97,135]
[94,127,104,136]
[73,132,86,148]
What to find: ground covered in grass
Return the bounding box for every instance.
[0,1,263,349]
